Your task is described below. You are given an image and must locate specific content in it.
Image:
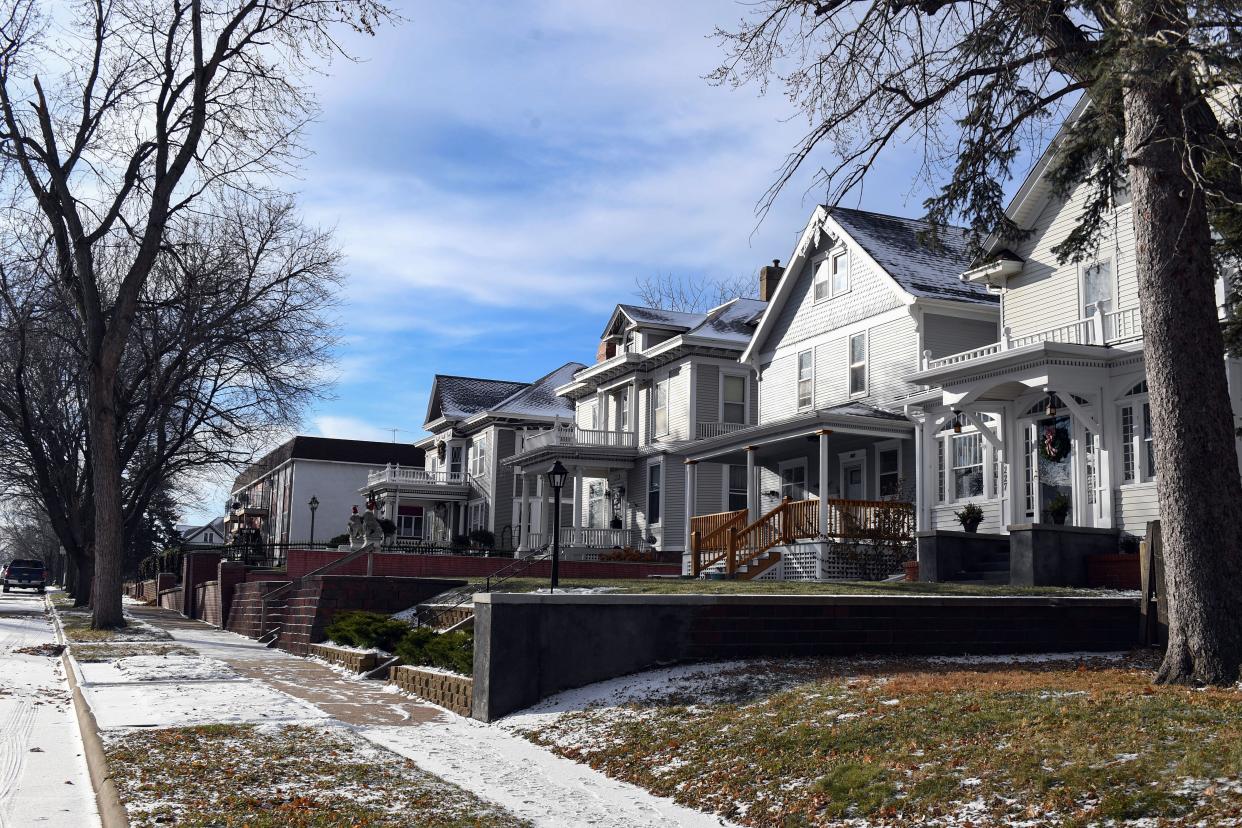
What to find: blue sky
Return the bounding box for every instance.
[188,1,1028,521]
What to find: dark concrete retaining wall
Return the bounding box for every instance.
[393,665,473,716]
[917,531,1009,581]
[472,593,1141,722]
[1009,524,1119,586]
[285,549,679,582]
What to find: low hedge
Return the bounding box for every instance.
[395,626,474,676]
[324,611,411,652]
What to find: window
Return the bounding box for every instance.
[951,433,984,499]
[722,375,747,424]
[781,462,807,500]
[397,507,424,538]
[618,387,630,431]
[1082,259,1114,318]
[203,531,214,543]
[848,333,867,396]
[830,250,849,296]
[1120,381,1156,483]
[469,435,488,476]
[467,501,488,532]
[647,463,662,524]
[587,401,599,430]
[936,439,946,502]
[449,445,463,477]
[878,445,900,498]
[727,465,748,511]
[653,379,669,436]
[797,351,813,410]
[587,481,607,529]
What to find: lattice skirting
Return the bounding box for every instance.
[819,540,914,581]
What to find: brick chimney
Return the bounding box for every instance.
[759,259,784,301]
[596,339,617,363]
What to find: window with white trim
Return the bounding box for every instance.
[951,432,984,499]
[397,507,424,538]
[449,445,463,477]
[587,481,606,529]
[936,439,946,502]
[653,379,669,436]
[618,387,630,431]
[722,375,747,424]
[848,332,867,396]
[586,401,599,430]
[830,250,849,296]
[797,351,813,410]
[647,462,662,524]
[1082,259,1114,318]
[813,256,830,301]
[1119,381,1155,482]
[727,465,748,512]
[467,501,488,532]
[469,435,488,476]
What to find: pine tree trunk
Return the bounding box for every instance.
[1121,10,1242,684]
[88,370,125,629]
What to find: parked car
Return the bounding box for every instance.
[2,559,47,593]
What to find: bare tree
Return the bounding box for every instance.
[0,0,389,627]
[0,194,340,607]
[713,0,1242,685]
[0,498,64,583]
[634,272,757,312]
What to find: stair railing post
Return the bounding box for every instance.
[782,497,792,544]
[726,527,737,576]
[691,530,701,577]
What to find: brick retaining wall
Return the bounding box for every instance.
[472,593,1143,721]
[392,665,473,716]
[285,549,679,582]
[225,580,291,637]
[181,551,223,620]
[157,588,183,613]
[195,580,222,626]
[307,642,380,673]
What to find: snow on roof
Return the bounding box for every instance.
[827,207,997,304]
[685,297,768,344]
[432,375,530,421]
[821,401,910,421]
[487,362,585,419]
[615,304,706,331]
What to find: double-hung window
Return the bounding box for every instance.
[722,375,747,424]
[1119,381,1156,482]
[951,432,984,499]
[830,250,849,296]
[653,379,669,436]
[727,465,748,511]
[469,435,488,476]
[878,444,900,498]
[449,445,463,478]
[1082,259,1114,319]
[647,462,662,524]
[618,387,630,431]
[587,481,607,529]
[848,333,867,396]
[796,351,814,410]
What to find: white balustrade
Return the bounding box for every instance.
[925,307,1143,371]
[365,467,469,488]
[696,421,750,439]
[519,426,637,452]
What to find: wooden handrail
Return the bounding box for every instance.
[691,509,747,576]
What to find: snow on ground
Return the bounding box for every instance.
[83,677,329,729]
[88,654,238,683]
[0,592,99,828]
[924,651,1129,666]
[363,716,738,828]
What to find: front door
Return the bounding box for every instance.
[1025,415,1074,525]
[843,462,865,500]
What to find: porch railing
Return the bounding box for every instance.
[525,527,640,549]
[924,305,1143,371]
[690,497,915,579]
[366,466,469,488]
[519,425,638,452]
[695,421,750,440]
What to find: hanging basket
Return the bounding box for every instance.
[1039,425,1071,462]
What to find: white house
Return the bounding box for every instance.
[904,101,1242,567]
[683,205,1001,579]
[178,517,226,548]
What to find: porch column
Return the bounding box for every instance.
[817,430,831,535]
[572,465,583,545]
[912,416,926,532]
[517,472,531,552]
[683,460,698,574]
[746,446,759,522]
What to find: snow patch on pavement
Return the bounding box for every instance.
[363,716,737,828]
[84,679,329,729]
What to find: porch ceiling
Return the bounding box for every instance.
[687,408,911,464]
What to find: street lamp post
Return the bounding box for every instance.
[545,461,568,592]
[308,495,320,546]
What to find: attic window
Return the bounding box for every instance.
[815,249,849,301]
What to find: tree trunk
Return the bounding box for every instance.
[1122,17,1242,684]
[74,553,94,608]
[88,370,125,628]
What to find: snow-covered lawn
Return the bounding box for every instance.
[0,592,99,827]
[104,723,524,828]
[504,651,1242,827]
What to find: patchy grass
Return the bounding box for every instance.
[71,643,197,662]
[56,605,171,642]
[514,652,1242,827]
[493,577,1126,597]
[105,723,528,828]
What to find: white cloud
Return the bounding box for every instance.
[312,415,395,442]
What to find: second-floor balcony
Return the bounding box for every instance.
[922,306,1142,373]
[517,425,638,454]
[365,465,471,499]
[696,421,750,440]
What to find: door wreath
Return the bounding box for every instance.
[1039,425,1071,462]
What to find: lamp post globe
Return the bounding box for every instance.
[545,461,568,591]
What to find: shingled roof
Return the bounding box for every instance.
[827,207,997,304]
[231,436,424,492]
[426,375,530,425]
[486,362,584,420]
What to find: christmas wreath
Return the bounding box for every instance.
[1039,425,1071,462]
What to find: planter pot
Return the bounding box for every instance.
[609,518,623,529]
[961,519,981,534]
[903,560,919,582]
[1050,513,1068,525]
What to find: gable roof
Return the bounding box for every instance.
[231,437,424,492]
[682,297,767,345]
[603,304,707,338]
[827,207,993,304]
[425,375,530,425]
[483,362,585,420]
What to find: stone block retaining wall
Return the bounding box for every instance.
[307,642,380,673]
[392,665,473,717]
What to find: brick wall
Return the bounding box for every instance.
[195,581,222,626]
[181,551,223,619]
[392,665,473,716]
[157,588,183,613]
[225,580,291,638]
[285,549,680,582]
[217,561,248,631]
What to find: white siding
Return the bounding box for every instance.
[922,313,999,359]
[1114,483,1159,535]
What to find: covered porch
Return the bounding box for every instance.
[362,465,472,546]
[684,405,916,579]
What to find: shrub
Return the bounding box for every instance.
[467,528,495,549]
[395,627,474,675]
[324,611,411,652]
[327,533,350,546]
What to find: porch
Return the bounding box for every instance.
[362,465,472,546]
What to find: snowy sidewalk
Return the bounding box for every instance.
[0,593,98,828]
[119,603,734,827]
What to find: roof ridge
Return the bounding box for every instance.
[827,204,970,234]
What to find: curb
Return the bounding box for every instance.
[47,596,131,828]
